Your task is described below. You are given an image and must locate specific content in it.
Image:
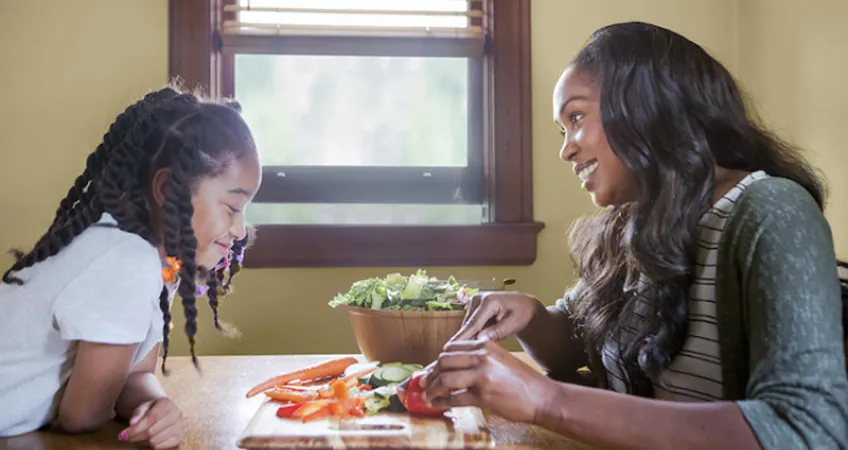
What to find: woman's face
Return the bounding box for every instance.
[552,67,638,207]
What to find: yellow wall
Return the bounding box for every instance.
[737,0,848,257]
[1,1,842,357]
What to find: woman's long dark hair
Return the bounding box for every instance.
[4,85,256,373]
[566,22,829,395]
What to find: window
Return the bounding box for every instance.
[169,0,541,267]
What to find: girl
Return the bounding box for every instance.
[0,86,261,449]
[420,22,848,449]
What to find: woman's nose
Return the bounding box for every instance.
[559,130,578,162]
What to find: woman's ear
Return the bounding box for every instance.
[150,168,173,207]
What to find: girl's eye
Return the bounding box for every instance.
[226,204,241,214]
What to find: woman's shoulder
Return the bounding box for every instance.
[719,174,833,278]
[735,176,821,215]
[728,175,826,235]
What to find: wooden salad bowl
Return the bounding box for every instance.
[345,307,467,365]
[343,278,514,366]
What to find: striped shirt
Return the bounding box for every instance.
[602,170,770,401]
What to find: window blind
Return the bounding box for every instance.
[222,0,486,39]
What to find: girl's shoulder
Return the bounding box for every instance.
[12,213,162,290]
[64,214,161,274]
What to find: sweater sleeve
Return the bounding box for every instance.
[732,179,847,449]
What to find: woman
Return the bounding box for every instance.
[419,22,848,449]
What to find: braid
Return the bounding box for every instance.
[98,110,159,243]
[45,96,146,234]
[158,286,173,374]
[206,271,224,331]
[3,88,181,284]
[161,128,202,370]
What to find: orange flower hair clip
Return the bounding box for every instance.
[162,256,182,283]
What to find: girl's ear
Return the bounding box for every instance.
[150,168,173,207]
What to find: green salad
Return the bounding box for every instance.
[328,269,479,311]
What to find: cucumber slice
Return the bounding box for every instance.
[369,363,427,388]
[371,365,413,387]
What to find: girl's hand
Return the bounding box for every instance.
[119,397,186,449]
[450,291,546,342]
[419,339,556,424]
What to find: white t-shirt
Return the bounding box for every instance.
[0,213,173,436]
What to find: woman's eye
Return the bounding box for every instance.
[226,204,241,214]
[570,112,584,123]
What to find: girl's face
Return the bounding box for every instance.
[190,153,262,269]
[552,67,638,207]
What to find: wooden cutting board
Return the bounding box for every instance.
[237,399,495,449]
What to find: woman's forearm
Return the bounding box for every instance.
[114,372,168,420]
[516,304,587,377]
[537,382,761,450]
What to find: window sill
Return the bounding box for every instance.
[244,222,545,268]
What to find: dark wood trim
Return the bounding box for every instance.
[253,166,484,204]
[167,0,541,268]
[168,0,216,93]
[221,34,486,58]
[489,0,533,223]
[219,0,236,98]
[245,223,545,268]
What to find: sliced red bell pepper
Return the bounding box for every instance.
[301,404,331,423]
[276,403,301,418]
[293,400,331,418]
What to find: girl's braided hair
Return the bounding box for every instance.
[4,85,257,373]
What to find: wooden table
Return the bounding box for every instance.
[0,354,589,450]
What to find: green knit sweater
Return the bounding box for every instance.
[714,177,846,448]
[574,177,847,448]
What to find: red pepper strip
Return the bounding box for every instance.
[301,404,331,423]
[276,403,301,418]
[293,400,332,418]
[357,385,372,391]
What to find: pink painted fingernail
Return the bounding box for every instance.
[119,432,128,441]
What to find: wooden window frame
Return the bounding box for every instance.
[169,0,543,268]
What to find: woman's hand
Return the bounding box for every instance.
[419,339,556,424]
[450,291,546,343]
[119,397,185,449]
